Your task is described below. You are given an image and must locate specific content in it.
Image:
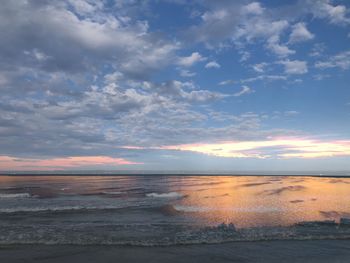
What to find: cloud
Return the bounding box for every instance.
[179,69,196,77]
[309,43,326,57]
[241,2,265,15]
[313,73,330,80]
[0,1,178,78]
[284,111,299,117]
[219,80,235,85]
[306,0,350,25]
[234,86,254,97]
[266,35,295,57]
[239,50,251,62]
[158,138,350,159]
[315,50,350,70]
[0,75,232,159]
[177,52,206,67]
[289,22,314,44]
[252,63,268,73]
[151,80,228,102]
[279,60,308,74]
[186,2,294,57]
[184,0,350,60]
[67,0,100,15]
[241,75,287,83]
[205,61,221,69]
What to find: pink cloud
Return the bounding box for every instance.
[0,156,141,171]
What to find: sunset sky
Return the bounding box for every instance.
[1,0,350,171]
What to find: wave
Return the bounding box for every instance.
[172,205,284,213]
[1,222,350,246]
[0,205,128,214]
[0,193,31,199]
[102,191,124,195]
[146,192,185,198]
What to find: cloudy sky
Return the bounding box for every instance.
[1,0,350,172]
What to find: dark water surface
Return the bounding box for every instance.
[1,175,350,245]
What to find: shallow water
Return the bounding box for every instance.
[1,175,350,245]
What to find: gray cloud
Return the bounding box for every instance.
[183,0,348,58]
[185,1,294,57]
[315,50,350,70]
[0,1,178,78]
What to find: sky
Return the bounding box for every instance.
[0,0,350,172]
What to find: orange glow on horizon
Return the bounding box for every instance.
[158,138,350,159]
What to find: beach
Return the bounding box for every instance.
[2,240,350,263]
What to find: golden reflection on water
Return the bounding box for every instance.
[1,175,350,228]
[174,176,350,227]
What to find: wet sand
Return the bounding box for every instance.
[1,240,350,263]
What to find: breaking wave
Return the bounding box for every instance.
[146,192,185,198]
[0,193,31,199]
[0,205,128,214]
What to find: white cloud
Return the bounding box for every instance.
[234,86,254,97]
[239,50,251,62]
[188,2,294,57]
[279,60,308,75]
[241,75,287,83]
[313,74,330,80]
[179,69,196,77]
[187,1,349,61]
[315,50,350,70]
[252,62,268,73]
[201,9,228,23]
[24,49,50,62]
[235,14,289,41]
[235,17,294,57]
[266,35,295,57]
[289,22,314,44]
[183,90,228,102]
[242,2,265,15]
[104,71,123,84]
[205,61,221,69]
[67,0,100,15]
[307,0,350,25]
[161,138,350,159]
[284,111,299,117]
[177,52,206,67]
[309,43,326,57]
[219,80,235,85]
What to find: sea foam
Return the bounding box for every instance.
[0,193,31,199]
[146,192,184,198]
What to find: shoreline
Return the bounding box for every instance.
[2,239,350,262]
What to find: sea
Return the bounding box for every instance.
[1,174,350,245]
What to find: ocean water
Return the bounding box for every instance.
[1,175,350,245]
